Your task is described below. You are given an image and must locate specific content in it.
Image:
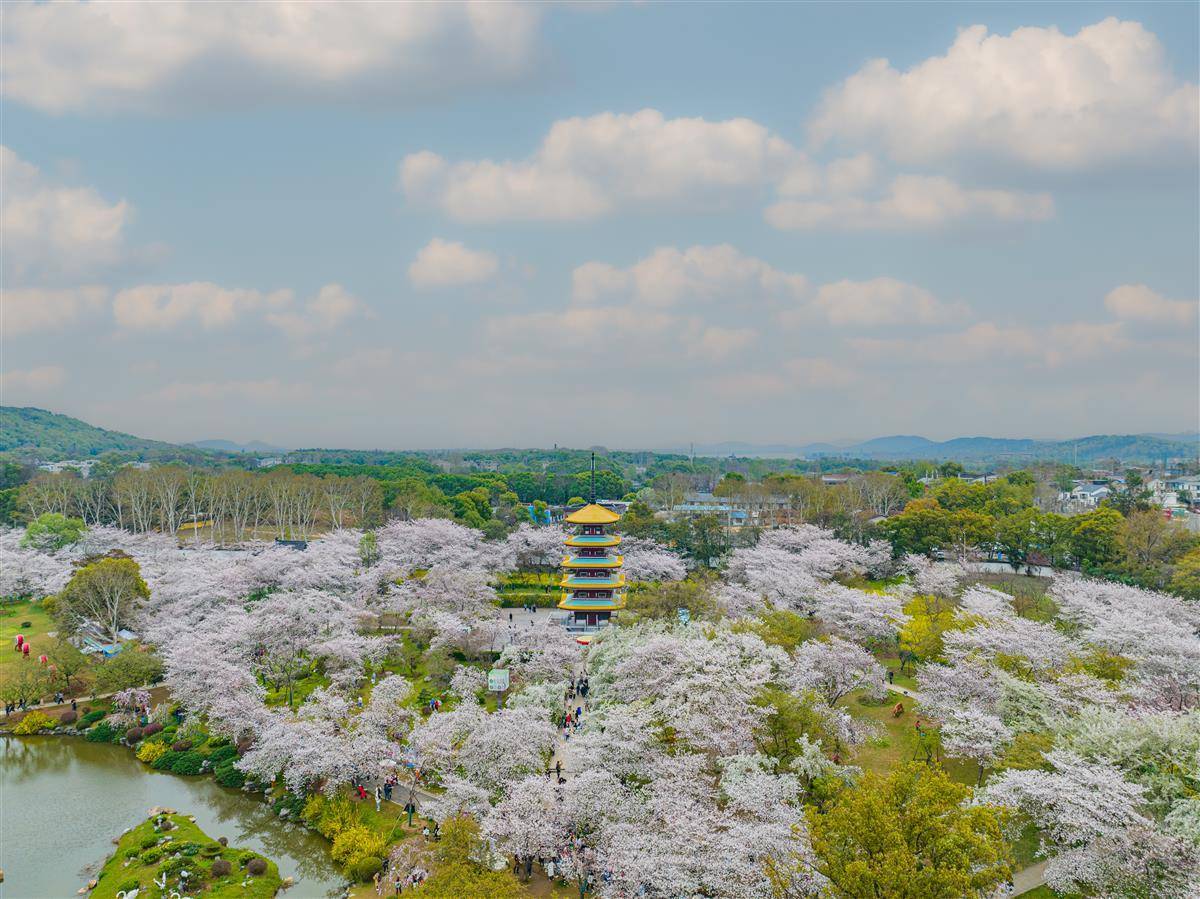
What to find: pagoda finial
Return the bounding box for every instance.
[590,451,596,504]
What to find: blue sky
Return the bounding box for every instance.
[3,1,1197,449]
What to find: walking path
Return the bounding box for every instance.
[885,683,922,701]
[1011,860,1048,895]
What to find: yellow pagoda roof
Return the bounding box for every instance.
[565,503,621,525]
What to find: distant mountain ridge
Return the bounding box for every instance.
[191,439,289,454]
[3,406,1195,465]
[680,433,1199,463]
[0,407,218,462]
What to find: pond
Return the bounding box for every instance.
[1,736,346,898]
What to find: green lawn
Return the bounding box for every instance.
[875,654,919,691]
[91,813,280,899]
[0,599,58,678]
[845,691,977,785]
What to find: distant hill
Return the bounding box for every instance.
[0,407,219,463]
[682,433,1198,463]
[191,439,288,454]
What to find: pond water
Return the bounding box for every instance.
[1,736,346,898]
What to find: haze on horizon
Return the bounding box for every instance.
[2,2,1198,450]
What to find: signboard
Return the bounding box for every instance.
[677,607,690,625]
[487,668,510,692]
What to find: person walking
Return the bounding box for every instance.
[555,759,561,778]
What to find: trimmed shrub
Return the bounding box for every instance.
[13,711,55,735]
[246,857,268,876]
[137,740,168,764]
[208,744,237,765]
[350,856,383,882]
[139,847,163,865]
[151,750,182,771]
[237,851,257,866]
[168,751,205,776]
[210,859,232,877]
[80,709,107,726]
[125,727,144,743]
[218,837,228,846]
[213,761,245,789]
[123,848,140,859]
[143,722,163,737]
[159,856,187,878]
[117,878,140,893]
[139,836,159,850]
[179,842,202,857]
[200,844,221,858]
[59,710,78,725]
[172,739,192,752]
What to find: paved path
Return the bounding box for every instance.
[885,683,922,701]
[1011,860,1048,895]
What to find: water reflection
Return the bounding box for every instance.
[1,737,346,898]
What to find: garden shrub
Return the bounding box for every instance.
[169,751,205,775]
[13,711,55,734]
[208,735,232,749]
[139,847,163,865]
[179,842,202,856]
[236,737,253,756]
[208,744,237,765]
[237,851,257,866]
[172,739,192,752]
[350,856,384,882]
[151,750,182,771]
[200,844,221,858]
[246,857,268,876]
[87,721,120,742]
[143,721,163,737]
[117,877,140,893]
[158,856,187,878]
[139,836,159,850]
[123,848,140,859]
[137,740,168,764]
[213,761,245,789]
[80,709,107,726]
[210,859,232,877]
[331,824,389,868]
[125,726,144,743]
[59,710,78,725]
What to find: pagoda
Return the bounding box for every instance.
[558,456,624,641]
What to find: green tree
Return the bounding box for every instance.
[783,764,1012,899]
[1168,546,1200,600]
[421,817,523,899]
[943,509,995,562]
[21,512,86,550]
[995,508,1044,570]
[57,556,150,641]
[671,514,728,567]
[884,504,951,556]
[738,609,818,654]
[93,646,164,693]
[625,577,718,624]
[358,531,379,568]
[753,687,848,774]
[46,637,91,694]
[1070,507,1124,569]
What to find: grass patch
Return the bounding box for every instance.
[875,655,919,691]
[845,690,976,785]
[0,599,59,678]
[91,812,280,899]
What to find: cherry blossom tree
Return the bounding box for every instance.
[497,622,581,686]
[941,708,1011,783]
[791,636,885,707]
[502,523,566,572]
[620,537,687,582]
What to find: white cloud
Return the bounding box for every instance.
[691,326,758,359]
[810,18,1198,169]
[2,1,543,113]
[2,286,109,335]
[266,284,366,341]
[408,238,500,289]
[766,175,1053,231]
[1,146,131,280]
[570,244,808,308]
[111,281,363,340]
[810,277,968,327]
[1104,284,1197,325]
[401,109,806,223]
[1,365,66,394]
[112,282,291,331]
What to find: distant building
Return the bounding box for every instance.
[36,459,97,477]
[256,457,284,468]
[1066,482,1111,508]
